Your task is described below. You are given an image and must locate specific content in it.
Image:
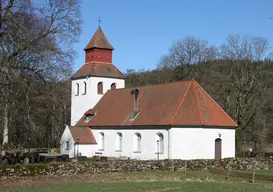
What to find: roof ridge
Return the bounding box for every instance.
[94,27,98,47]
[193,81,204,125]
[194,81,238,127]
[170,81,193,125]
[108,80,193,92]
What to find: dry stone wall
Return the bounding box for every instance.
[1,157,273,179]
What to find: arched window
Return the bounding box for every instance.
[134,133,141,152]
[111,83,116,90]
[97,82,103,94]
[155,133,164,154]
[116,132,122,151]
[99,132,105,151]
[83,82,87,95]
[75,83,79,96]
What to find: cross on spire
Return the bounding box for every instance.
[98,17,102,26]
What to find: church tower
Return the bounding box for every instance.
[70,26,126,126]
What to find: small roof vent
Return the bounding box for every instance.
[84,110,97,123]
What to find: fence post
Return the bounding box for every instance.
[252,163,256,183]
[227,166,230,181]
[172,160,174,172]
[184,160,187,172]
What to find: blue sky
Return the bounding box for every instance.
[72,0,273,73]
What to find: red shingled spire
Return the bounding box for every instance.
[84,26,114,51]
[84,26,114,63]
[71,25,125,79]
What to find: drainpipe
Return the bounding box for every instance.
[74,142,76,158]
[156,140,159,160]
[168,128,170,159]
[77,138,79,158]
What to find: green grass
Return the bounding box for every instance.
[234,169,273,181]
[234,169,273,176]
[121,170,272,184]
[251,169,273,175]
[5,181,273,192]
[3,170,273,192]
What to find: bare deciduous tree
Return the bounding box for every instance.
[158,36,218,68]
[220,34,269,61]
[0,0,82,150]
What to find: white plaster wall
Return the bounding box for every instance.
[169,128,235,160]
[60,125,75,158]
[70,77,125,126]
[91,129,169,160]
[60,125,235,160]
[77,144,97,157]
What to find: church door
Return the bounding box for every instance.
[215,138,222,159]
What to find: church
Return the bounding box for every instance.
[60,25,237,160]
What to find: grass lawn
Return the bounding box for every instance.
[2,170,273,192]
[4,181,273,192]
[250,169,273,175]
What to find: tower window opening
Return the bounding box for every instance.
[97,82,103,94]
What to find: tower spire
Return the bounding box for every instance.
[83,23,114,63]
[84,24,114,51]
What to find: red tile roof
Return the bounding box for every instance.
[76,80,238,128]
[70,126,97,144]
[84,26,114,50]
[71,62,126,79]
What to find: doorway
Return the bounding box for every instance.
[215,138,222,159]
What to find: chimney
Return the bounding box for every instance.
[130,89,140,120]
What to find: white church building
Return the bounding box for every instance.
[60,26,238,160]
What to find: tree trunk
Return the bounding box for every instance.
[2,98,8,154]
[235,128,243,156]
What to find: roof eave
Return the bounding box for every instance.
[84,47,114,51]
[70,74,126,80]
[77,142,98,145]
[89,124,237,129]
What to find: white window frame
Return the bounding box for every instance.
[115,132,122,152]
[75,83,79,96]
[155,133,164,154]
[98,132,105,151]
[83,82,87,95]
[133,133,141,153]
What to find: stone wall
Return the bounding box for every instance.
[1,157,273,179]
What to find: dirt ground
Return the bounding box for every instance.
[0,173,116,190]
[0,172,181,190]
